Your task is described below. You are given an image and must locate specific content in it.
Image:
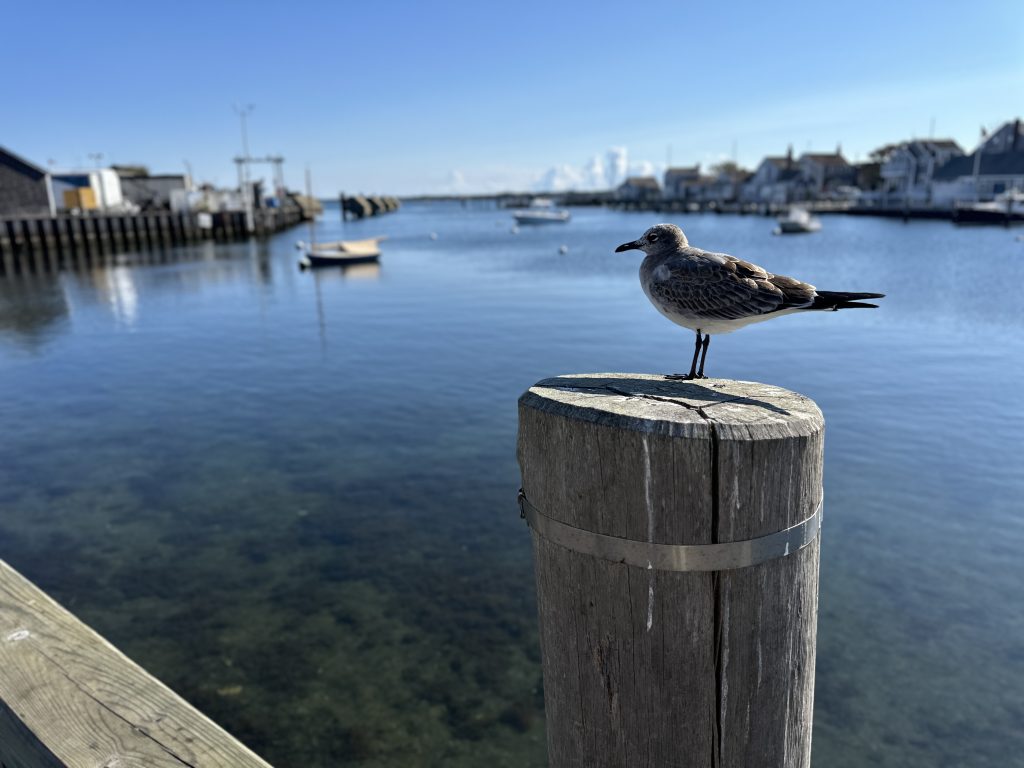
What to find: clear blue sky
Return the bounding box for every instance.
[5,0,1021,195]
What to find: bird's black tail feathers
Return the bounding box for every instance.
[811,290,885,310]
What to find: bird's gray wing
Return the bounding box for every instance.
[649,250,816,320]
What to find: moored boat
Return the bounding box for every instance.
[298,238,382,268]
[775,207,821,234]
[512,198,570,225]
[953,190,1024,225]
[297,168,385,268]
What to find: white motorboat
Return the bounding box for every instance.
[776,207,821,234]
[953,189,1024,225]
[513,198,570,225]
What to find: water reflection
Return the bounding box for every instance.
[92,266,139,328]
[0,273,69,350]
[0,204,1022,768]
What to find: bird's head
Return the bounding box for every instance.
[615,223,688,256]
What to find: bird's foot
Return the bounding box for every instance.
[664,373,706,381]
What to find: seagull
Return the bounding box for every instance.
[615,223,884,379]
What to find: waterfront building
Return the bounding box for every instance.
[616,176,661,202]
[875,139,964,205]
[701,166,752,206]
[0,146,52,217]
[931,119,1024,205]
[50,169,126,213]
[742,148,802,204]
[663,165,702,201]
[115,166,190,211]
[854,161,882,193]
[798,150,855,197]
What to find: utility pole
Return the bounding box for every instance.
[233,103,255,233]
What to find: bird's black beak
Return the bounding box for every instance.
[615,240,641,253]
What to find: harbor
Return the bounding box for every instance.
[0,146,403,276]
[3,2,1023,766]
[2,202,1023,766]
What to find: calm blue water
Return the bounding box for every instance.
[1,203,1023,767]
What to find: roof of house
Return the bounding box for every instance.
[621,176,661,189]
[0,146,46,181]
[761,156,792,168]
[664,165,700,180]
[933,151,1024,180]
[800,153,850,167]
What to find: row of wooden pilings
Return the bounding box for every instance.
[339,193,401,220]
[0,207,304,275]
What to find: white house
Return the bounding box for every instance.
[617,176,661,202]
[931,119,1024,205]
[663,166,701,200]
[877,139,964,205]
[798,151,854,196]
[742,150,802,204]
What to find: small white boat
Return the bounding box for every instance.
[513,198,570,225]
[298,237,383,268]
[297,168,386,268]
[776,207,821,234]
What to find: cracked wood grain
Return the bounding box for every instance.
[518,373,823,768]
[0,559,273,768]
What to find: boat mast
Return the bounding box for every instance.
[305,166,315,248]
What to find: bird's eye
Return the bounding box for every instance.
[649,233,659,242]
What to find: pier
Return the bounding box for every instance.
[0,558,272,768]
[0,207,304,276]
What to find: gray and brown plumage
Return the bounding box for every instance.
[615,223,884,379]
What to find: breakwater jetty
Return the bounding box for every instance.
[0,207,303,276]
[340,193,401,220]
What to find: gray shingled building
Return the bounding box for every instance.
[0,146,51,216]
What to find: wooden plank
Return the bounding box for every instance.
[0,559,273,768]
[517,373,823,768]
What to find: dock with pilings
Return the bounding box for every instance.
[0,207,304,277]
[339,193,400,220]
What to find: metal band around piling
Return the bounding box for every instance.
[518,490,822,572]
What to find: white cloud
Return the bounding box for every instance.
[531,146,663,192]
[438,147,665,194]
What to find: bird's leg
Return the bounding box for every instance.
[696,334,711,378]
[666,330,703,380]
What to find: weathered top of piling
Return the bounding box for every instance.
[517,373,824,545]
[519,373,823,441]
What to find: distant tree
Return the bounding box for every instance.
[710,161,746,178]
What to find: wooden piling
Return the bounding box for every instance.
[517,374,824,768]
[0,220,13,260]
[23,219,42,253]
